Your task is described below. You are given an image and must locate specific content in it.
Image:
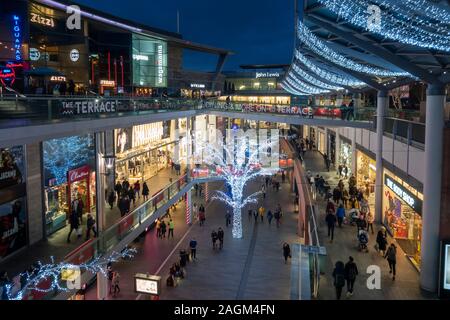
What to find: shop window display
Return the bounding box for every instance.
[338,141,352,178]
[356,151,376,199]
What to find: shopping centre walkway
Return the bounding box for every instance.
[301,150,432,300]
[84,174,299,300]
[0,166,183,279]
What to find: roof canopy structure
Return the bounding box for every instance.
[282,0,450,96]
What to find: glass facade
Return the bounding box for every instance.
[132,34,168,88]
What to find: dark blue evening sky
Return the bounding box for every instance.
[74,0,295,71]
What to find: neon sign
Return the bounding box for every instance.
[30,12,55,28]
[12,15,22,61]
[0,67,16,87]
[157,44,164,85]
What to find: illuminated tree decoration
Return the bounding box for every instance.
[199,130,279,238]
[293,50,366,87]
[4,248,137,300]
[43,135,94,185]
[315,0,450,52]
[297,20,411,77]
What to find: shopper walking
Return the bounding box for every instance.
[332,261,346,300]
[160,220,167,238]
[67,211,80,243]
[253,210,259,223]
[258,206,265,223]
[189,238,197,260]
[366,211,375,234]
[107,190,115,210]
[112,271,120,298]
[261,184,266,199]
[85,213,97,240]
[133,181,141,199]
[199,204,206,226]
[128,187,136,207]
[211,230,218,250]
[274,210,281,228]
[344,256,358,297]
[142,182,149,201]
[325,210,337,242]
[225,210,232,227]
[156,218,161,238]
[385,243,397,281]
[168,219,175,239]
[267,210,273,225]
[217,227,224,250]
[114,182,122,203]
[376,227,388,256]
[336,204,345,227]
[282,243,291,264]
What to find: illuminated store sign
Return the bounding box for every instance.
[12,15,22,61]
[132,54,149,61]
[157,44,164,85]
[61,100,119,115]
[190,83,205,89]
[384,174,422,214]
[255,72,280,79]
[70,49,80,62]
[100,80,116,86]
[29,48,41,61]
[134,274,161,296]
[0,67,16,87]
[30,12,55,28]
[50,76,67,82]
[132,123,164,148]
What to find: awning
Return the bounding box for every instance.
[24,67,64,77]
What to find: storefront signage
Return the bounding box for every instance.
[132,54,149,61]
[190,83,205,89]
[30,12,55,28]
[0,168,20,188]
[70,49,80,62]
[0,67,16,87]
[61,100,119,115]
[255,72,280,79]
[68,165,90,184]
[157,44,164,85]
[384,174,422,214]
[134,274,161,295]
[100,79,116,86]
[50,76,67,82]
[12,15,22,61]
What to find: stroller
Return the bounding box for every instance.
[349,208,360,226]
[358,229,369,252]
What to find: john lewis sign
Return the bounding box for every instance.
[384,174,422,214]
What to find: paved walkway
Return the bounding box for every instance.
[302,150,432,300]
[0,166,183,280]
[82,173,299,300]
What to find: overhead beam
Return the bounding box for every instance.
[305,15,441,84]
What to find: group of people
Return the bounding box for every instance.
[193,203,206,226]
[113,179,150,217]
[107,262,121,298]
[155,218,175,239]
[211,228,225,250]
[248,203,283,228]
[67,197,97,243]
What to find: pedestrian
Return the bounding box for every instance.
[76,197,84,224]
[189,238,197,260]
[281,170,286,183]
[156,218,161,238]
[211,229,218,250]
[133,181,141,199]
[193,203,199,221]
[366,211,374,234]
[253,210,258,223]
[344,256,358,297]
[161,220,167,238]
[194,183,199,196]
[114,181,122,203]
[85,213,97,240]
[258,205,265,223]
[332,261,346,300]
[108,190,115,210]
[67,211,80,243]
[326,200,335,214]
[107,262,113,293]
[142,182,149,201]
[118,196,126,217]
[282,242,291,264]
[112,271,120,297]
[385,243,397,280]
[265,176,270,187]
[261,184,266,199]
[376,226,388,255]
[267,210,273,225]
[225,210,232,227]
[336,204,345,227]
[168,219,174,239]
[199,205,206,226]
[128,187,136,206]
[217,227,224,250]
[274,210,281,228]
[325,210,337,242]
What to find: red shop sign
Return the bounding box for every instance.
[68,165,90,183]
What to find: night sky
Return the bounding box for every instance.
[74,0,295,71]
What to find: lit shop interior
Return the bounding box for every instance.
[338,140,352,177]
[218,95,291,105]
[356,151,376,199]
[43,135,96,236]
[383,170,423,270]
[115,120,183,183]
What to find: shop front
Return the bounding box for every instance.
[337,139,352,177]
[383,171,423,269]
[328,132,336,164]
[115,121,173,184]
[43,135,95,236]
[356,150,376,199]
[0,146,27,262]
[317,129,326,155]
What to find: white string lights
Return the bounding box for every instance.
[297,20,412,77]
[280,82,311,96]
[315,0,450,52]
[285,75,330,94]
[294,50,366,87]
[291,63,344,90]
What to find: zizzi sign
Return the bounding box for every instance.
[384,174,422,214]
[30,12,55,28]
[255,72,280,79]
[61,100,119,115]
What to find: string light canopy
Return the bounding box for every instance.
[285,75,331,94]
[315,0,450,52]
[280,82,312,96]
[291,63,344,91]
[297,20,412,77]
[294,50,366,87]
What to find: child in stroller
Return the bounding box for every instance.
[348,208,360,226]
[358,229,369,252]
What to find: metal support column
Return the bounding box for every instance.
[374,90,387,224]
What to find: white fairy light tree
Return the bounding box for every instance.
[195,128,280,239]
